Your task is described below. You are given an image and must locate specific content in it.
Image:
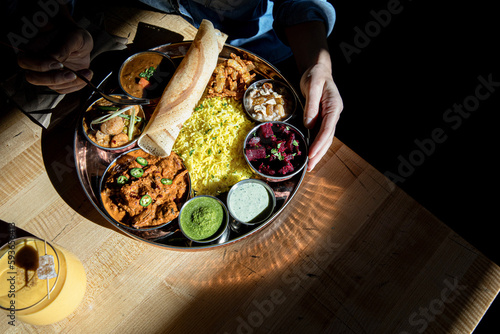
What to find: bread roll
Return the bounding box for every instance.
[138,20,227,156]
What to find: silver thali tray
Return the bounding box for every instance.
[74,42,309,251]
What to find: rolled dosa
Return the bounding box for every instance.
[138,20,228,157]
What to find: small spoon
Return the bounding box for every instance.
[0,41,150,105]
[64,65,150,105]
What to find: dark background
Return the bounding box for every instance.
[327,1,498,332]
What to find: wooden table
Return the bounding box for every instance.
[1,7,499,333]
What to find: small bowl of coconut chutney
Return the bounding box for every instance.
[226,179,276,225]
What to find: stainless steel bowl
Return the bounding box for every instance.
[178,195,230,244]
[99,148,192,231]
[226,179,276,225]
[81,96,147,152]
[243,121,308,182]
[118,50,176,100]
[243,79,297,123]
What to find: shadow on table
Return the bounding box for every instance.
[39,91,119,234]
[38,49,131,235]
[141,158,498,333]
[0,219,33,246]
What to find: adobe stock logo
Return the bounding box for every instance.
[400,277,467,334]
[7,0,71,52]
[223,236,341,334]
[384,73,499,188]
[339,0,411,64]
[50,144,76,183]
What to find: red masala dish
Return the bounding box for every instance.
[100,149,190,229]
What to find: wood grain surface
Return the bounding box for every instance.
[1,6,499,334]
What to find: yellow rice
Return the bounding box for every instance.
[172,97,255,196]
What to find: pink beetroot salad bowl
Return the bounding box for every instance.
[243,121,308,182]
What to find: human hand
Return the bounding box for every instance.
[300,62,343,172]
[17,28,94,94]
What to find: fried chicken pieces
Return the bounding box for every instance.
[206,53,256,100]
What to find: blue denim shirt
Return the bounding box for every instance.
[138,0,336,64]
